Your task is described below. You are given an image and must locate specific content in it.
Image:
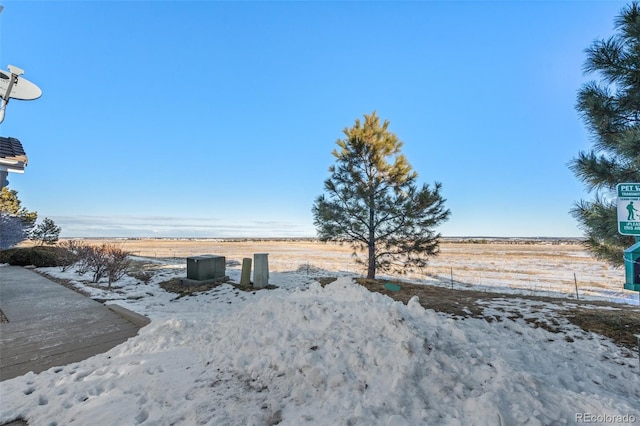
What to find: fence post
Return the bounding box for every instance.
[450,267,453,289]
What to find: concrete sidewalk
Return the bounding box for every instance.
[0,266,149,381]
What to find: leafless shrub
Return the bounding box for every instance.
[104,244,131,288]
[86,244,110,283]
[57,240,85,272]
[64,242,131,288]
[75,243,94,275]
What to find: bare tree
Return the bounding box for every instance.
[104,245,131,288]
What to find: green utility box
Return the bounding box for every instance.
[624,242,640,292]
[187,255,226,281]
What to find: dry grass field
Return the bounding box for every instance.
[56,238,637,350]
[14,238,639,350]
[65,238,627,302]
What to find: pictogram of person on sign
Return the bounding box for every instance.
[626,201,639,220]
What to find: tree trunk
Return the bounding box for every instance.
[367,194,376,279]
[367,240,376,279]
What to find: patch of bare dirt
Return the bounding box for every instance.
[31,267,639,352]
[353,278,640,351]
[158,277,277,299]
[565,307,640,350]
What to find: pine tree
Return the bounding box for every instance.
[0,187,37,223]
[0,187,37,249]
[313,112,450,279]
[30,217,62,246]
[569,2,640,266]
[0,214,28,250]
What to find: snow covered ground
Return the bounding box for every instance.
[1,255,639,425]
[53,239,638,305]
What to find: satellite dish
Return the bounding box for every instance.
[0,65,42,124]
[0,66,42,101]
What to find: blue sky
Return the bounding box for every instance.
[0,0,628,238]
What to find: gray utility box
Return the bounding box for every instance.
[186,255,226,281]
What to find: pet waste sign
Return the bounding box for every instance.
[617,183,640,236]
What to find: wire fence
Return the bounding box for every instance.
[71,239,639,306]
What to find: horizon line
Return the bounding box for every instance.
[57,235,586,241]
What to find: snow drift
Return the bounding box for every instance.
[1,276,637,425]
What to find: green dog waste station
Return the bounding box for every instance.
[624,241,640,292]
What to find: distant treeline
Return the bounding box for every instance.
[60,236,585,245]
[443,237,585,245]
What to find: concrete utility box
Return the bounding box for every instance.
[624,242,640,292]
[186,255,226,281]
[240,258,252,286]
[253,253,269,288]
